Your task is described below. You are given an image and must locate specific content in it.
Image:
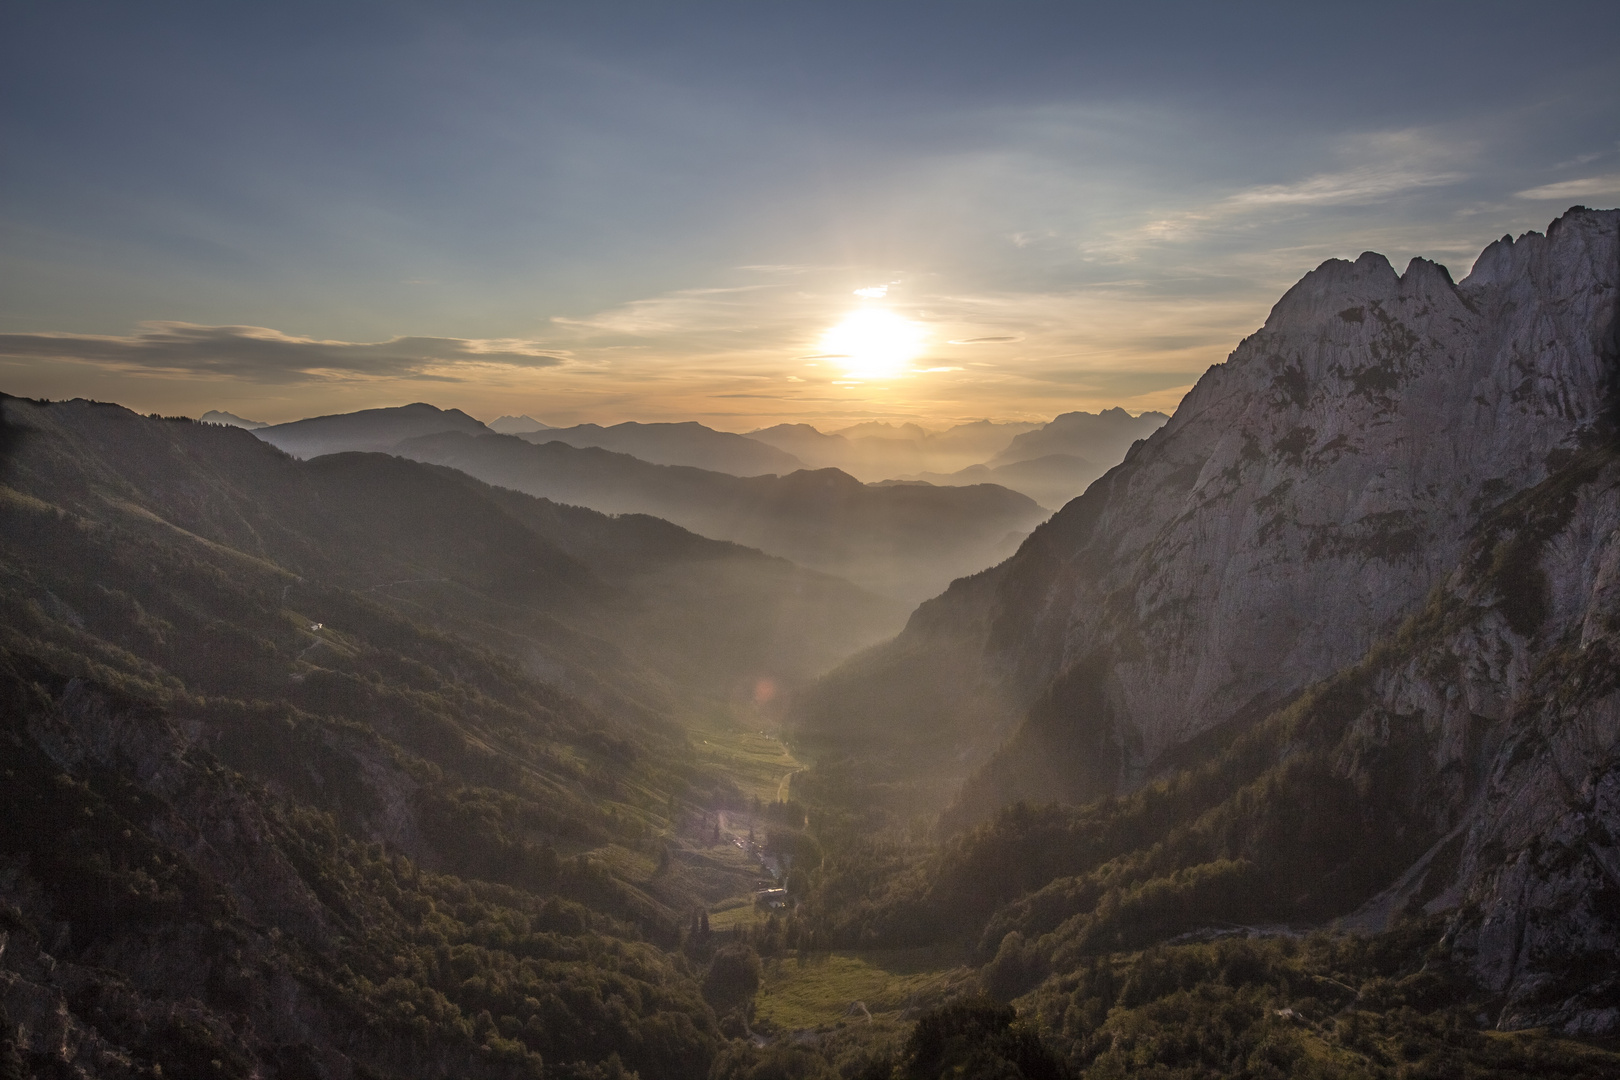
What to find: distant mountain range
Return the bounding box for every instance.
[862,411,1167,507]
[488,413,552,434]
[6,396,901,697]
[231,403,1059,599]
[256,401,491,457]
[885,453,1098,510]
[240,402,1166,515]
[988,406,1168,467]
[199,409,268,429]
[749,419,1042,481]
[523,420,805,475]
[394,431,1048,601]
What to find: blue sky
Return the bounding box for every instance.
[2,1,1617,427]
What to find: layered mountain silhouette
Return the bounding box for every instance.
[988,406,1167,468]
[394,431,1047,601]
[238,404,1050,600]
[520,420,805,475]
[889,452,1114,510]
[5,397,902,701]
[794,208,1620,1033]
[750,419,1041,481]
[198,409,268,429]
[256,400,492,457]
[488,413,552,434]
[882,411,1169,508]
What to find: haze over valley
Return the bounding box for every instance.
[4,4,1620,1079]
[241,405,1152,601]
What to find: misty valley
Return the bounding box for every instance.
[4,208,1620,1080]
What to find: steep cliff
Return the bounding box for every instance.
[794,208,1620,1034]
[986,207,1617,794]
[798,207,1619,818]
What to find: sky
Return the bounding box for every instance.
[2,1,1618,430]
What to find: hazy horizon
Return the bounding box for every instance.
[3,2,1617,429]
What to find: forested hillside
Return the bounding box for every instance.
[0,396,894,1079]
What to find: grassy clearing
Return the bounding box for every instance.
[686,707,802,803]
[753,948,976,1032]
[709,898,769,932]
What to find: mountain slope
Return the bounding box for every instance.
[524,420,805,476]
[816,440,1620,1034]
[394,432,1048,601]
[6,397,901,700]
[0,398,755,1078]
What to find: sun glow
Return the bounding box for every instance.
[819,309,926,380]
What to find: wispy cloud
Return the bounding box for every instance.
[0,323,568,384]
[1515,174,1620,200]
[551,284,789,337]
[1224,165,1466,207]
[1076,128,1474,265]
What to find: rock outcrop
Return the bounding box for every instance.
[987,208,1617,787]
[1332,446,1620,1033]
[807,207,1617,810]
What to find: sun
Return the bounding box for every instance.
[819,309,926,380]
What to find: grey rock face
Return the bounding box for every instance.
[792,208,1620,1033]
[1323,449,1620,1033]
[984,208,1618,789]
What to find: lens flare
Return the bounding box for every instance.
[819,309,926,380]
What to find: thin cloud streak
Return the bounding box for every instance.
[1515,175,1620,200]
[0,323,568,385]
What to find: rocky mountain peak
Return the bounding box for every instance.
[809,209,1616,822]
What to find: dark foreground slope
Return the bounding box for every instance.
[790,209,1620,1040]
[0,396,903,1079]
[394,432,1047,602]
